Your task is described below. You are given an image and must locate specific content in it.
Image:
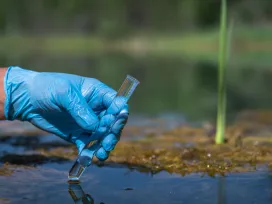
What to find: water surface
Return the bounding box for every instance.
[0,162,272,204]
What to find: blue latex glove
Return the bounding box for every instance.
[4,66,129,161]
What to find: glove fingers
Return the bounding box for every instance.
[63,86,99,132]
[99,108,128,152]
[99,115,127,151]
[99,83,128,113]
[101,133,118,151]
[106,97,128,115]
[99,114,115,130]
[101,89,117,108]
[76,113,128,161]
[98,105,128,119]
[95,146,109,161]
[110,112,128,135]
[97,110,128,135]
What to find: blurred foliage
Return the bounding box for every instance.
[0,0,271,37]
[1,51,272,121]
[0,0,271,121]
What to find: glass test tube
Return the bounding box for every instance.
[68,75,140,181]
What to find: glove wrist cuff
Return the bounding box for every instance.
[4,66,38,121]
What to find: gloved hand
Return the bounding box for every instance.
[4,66,129,161]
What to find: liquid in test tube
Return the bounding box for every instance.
[68,75,140,181]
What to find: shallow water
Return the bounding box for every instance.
[0,119,272,204]
[0,162,272,204]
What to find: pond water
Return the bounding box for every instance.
[0,52,272,203]
[1,163,272,204]
[0,117,271,204]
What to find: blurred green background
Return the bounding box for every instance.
[0,0,272,122]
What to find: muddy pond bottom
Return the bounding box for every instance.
[0,162,271,204]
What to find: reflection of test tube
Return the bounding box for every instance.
[69,75,140,181]
[68,184,94,204]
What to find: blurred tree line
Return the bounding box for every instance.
[0,0,271,37]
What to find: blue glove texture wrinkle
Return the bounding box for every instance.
[4,66,129,161]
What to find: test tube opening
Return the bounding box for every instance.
[116,75,140,99]
[126,75,140,85]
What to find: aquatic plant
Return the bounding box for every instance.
[215,0,233,144]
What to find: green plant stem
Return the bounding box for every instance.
[215,0,228,144]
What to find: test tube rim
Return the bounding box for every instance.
[126,75,140,86]
[117,75,139,99]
